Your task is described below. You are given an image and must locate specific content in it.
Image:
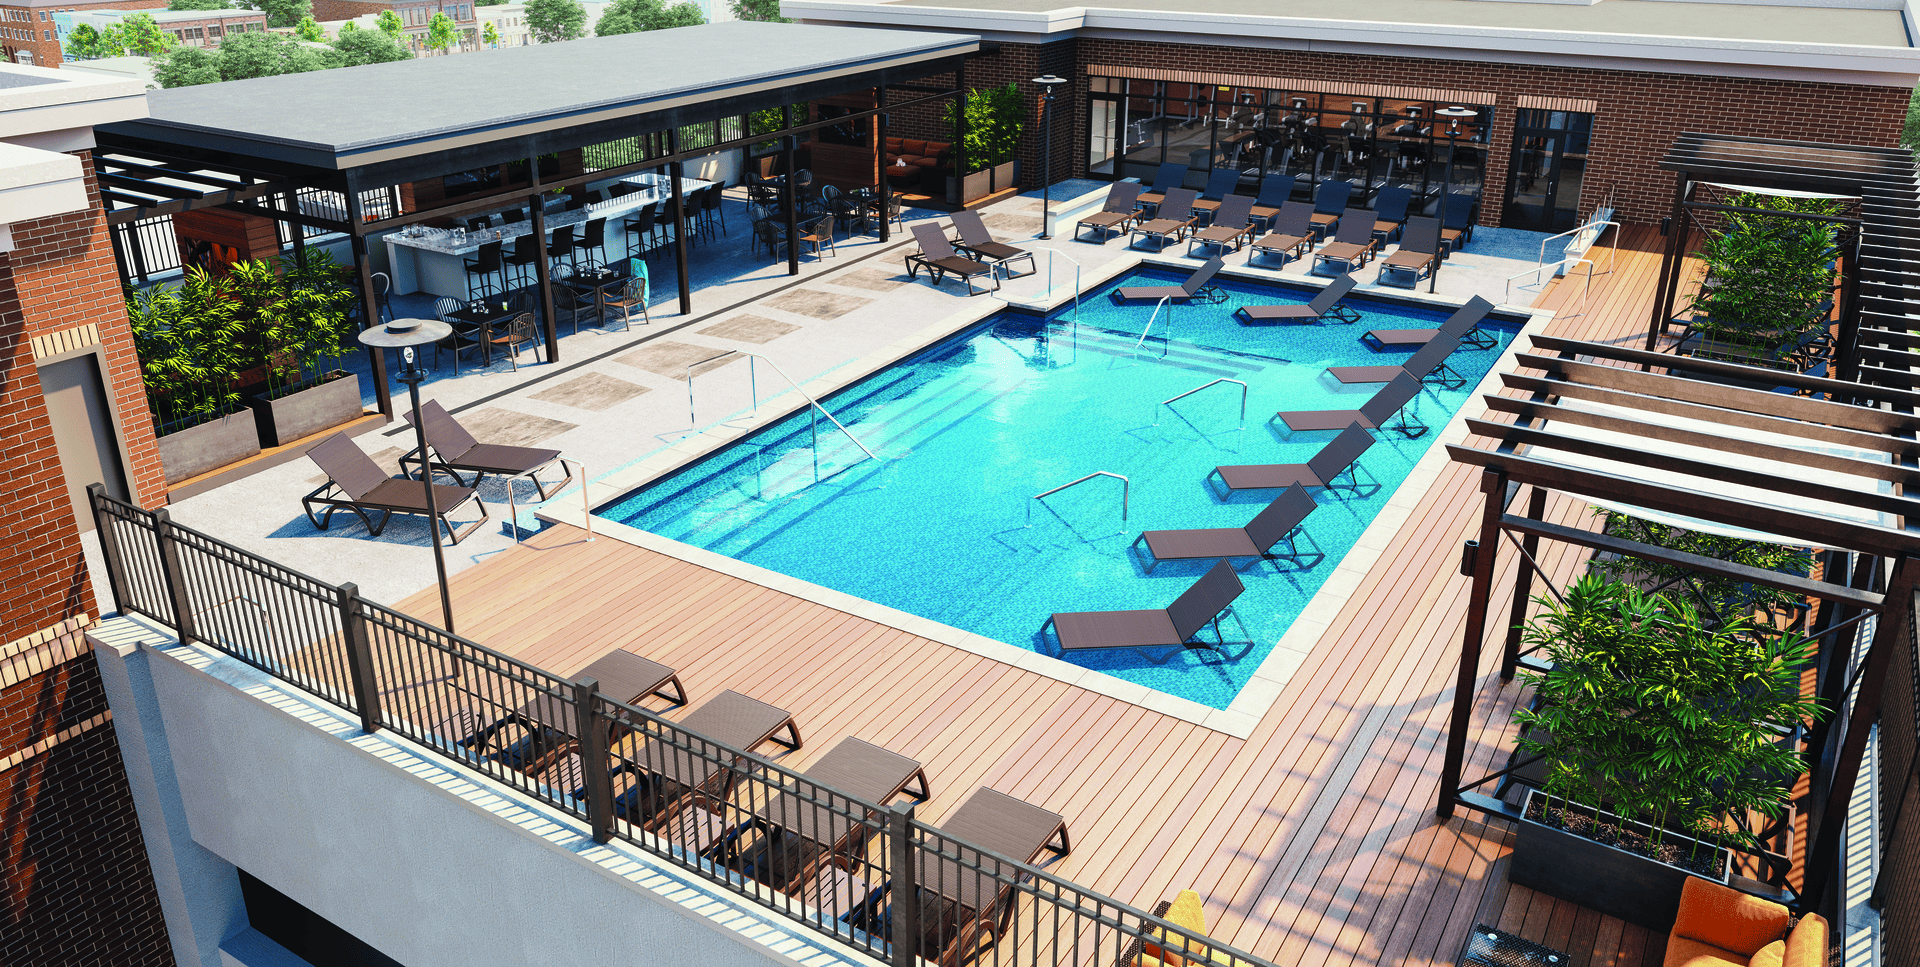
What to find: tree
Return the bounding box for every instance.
[108,13,175,56]
[212,30,334,81]
[241,0,312,28]
[375,9,404,40]
[168,0,231,9]
[337,19,358,31]
[63,23,105,59]
[476,0,507,5]
[525,0,585,42]
[594,0,702,36]
[331,26,410,65]
[481,20,499,46]
[293,15,325,40]
[152,45,222,87]
[730,0,785,22]
[425,10,455,52]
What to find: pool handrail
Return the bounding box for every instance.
[1537,216,1620,277]
[1504,256,1597,316]
[1135,295,1174,357]
[1157,378,1248,429]
[1028,470,1130,525]
[686,350,879,462]
[505,460,593,545]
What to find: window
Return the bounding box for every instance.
[183,25,202,40]
[208,23,220,35]
[43,27,49,38]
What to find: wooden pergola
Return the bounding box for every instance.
[1438,333,1920,920]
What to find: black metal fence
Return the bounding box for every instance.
[87,486,1277,967]
[110,214,184,284]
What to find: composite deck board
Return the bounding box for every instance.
[384,227,1733,967]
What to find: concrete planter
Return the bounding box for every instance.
[158,410,262,485]
[244,371,363,448]
[953,160,1020,203]
[1511,788,1730,929]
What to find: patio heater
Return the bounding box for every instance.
[358,319,458,634]
[1033,74,1067,239]
[1430,106,1480,294]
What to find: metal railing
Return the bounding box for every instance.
[1505,256,1598,317]
[686,350,878,462]
[113,214,183,284]
[1134,297,1174,358]
[1537,216,1620,277]
[997,249,1084,320]
[1028,471,1130,525]
[89,485,1275,967]
[1155,378,1247,429]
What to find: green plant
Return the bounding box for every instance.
[1590,509,1814,628]
[426,11,456,51]
[107,12,176,56]
[332,26,411,65]
[1685,192,1841,359]
[524,0,585,42]
[244,0,313,28]
[1513,574,1822,860]
[595,0,703,35]
[64,23,107,59]
[375,9,404,40]
[128,268,245,432]
[482,20,498,45]
[943,82,1025,173]
[293,15,326,41]
[730,0,785,21]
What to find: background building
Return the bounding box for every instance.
[309,0,477,53]
[0,0,163,66]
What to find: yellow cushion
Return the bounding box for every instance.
[1662,936,1748,967]
[1145,891,1225,967]
[1165,890,1208,933]
[1750,940,1786,967]
[1782,915,1828,967]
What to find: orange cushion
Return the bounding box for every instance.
[924,141,951,155]
[1750,940,1786,967]
[1672,878,1791,957]
[902,139,929,157]
[1782,914,1828,967]
[884,137,904,153]
[1662,935,1748,967]
[909,157,939,168]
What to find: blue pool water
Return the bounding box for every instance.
[602,268,1520,709]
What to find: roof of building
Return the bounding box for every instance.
[79,6,267,20]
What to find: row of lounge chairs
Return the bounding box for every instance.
[904,212,1038,296]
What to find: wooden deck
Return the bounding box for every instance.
[394,225,1704,967]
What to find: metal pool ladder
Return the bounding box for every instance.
[1133,296,1174,359]
[1028,471,1129,525]
[685,350,878,462]
[1155,378,1247,428]
[991,249,1082,318]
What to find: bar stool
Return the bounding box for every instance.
[699,185,726,239]
[571,217,607,268]
[501,208,525,224]
[624,203,658,259]
[463,240,504,298]
[549,225,577,275]
[465,215,492,232]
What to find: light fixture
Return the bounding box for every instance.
[1429,107,1481,294]
[1032,74,1067,239]
[358,318,458,632]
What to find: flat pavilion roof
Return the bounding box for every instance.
[102,21,978,183]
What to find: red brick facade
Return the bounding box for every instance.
[0,0,166,68]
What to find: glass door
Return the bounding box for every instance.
[1502,108,1594,233]
[1087,78,1121,178]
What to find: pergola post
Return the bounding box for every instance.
[667,128,693,316]
[782,105,800,277]
[342,188,394,420]
[1835,222,1865,387]
[528,157,560,361]
[951,59,966,207]
[1645,171,1690,353]
[1500,484,1548,680]
[1437,468,1509,819]
[876,85,890,243]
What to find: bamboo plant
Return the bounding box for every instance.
[1685,192,1842,363]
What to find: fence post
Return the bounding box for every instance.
[151,508,195,644]
[575,677,614,844]
[889,802,919,967]
[85,484,129,616]
[335,583,381,735]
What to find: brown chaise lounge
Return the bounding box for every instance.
[1076,182,1144,243]
[303,432,489,544]
[1186,194,1257,257]
[1376,216,1441,287]
[1246,202,1318,267]
[886,787,1071,967]
[1208,422,1374,496]
[1362,295,1496,351]
[1276,370,1427,437]
[1234,275,1360,325]
[1046,560,1246,659]
[1113,256,1223,304]
[1130,188,1199,251]
[589,689,803,836]
[735,736,930,899]
[950,210,1036,278]
[1311,214,1380,275]
[1132,483,1317,573]
[1134,162,1190,211]
[907,222,1000,295]
[1327,332,1464,387]
[1370,186,1414,246]
[402,398,577,500]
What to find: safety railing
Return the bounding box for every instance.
[87,484,1283,967]
[687,350,878,463]
[993,250,1082,321]
[1155,378,1247,429]
[1134,297,1174,358]
[1537,216,1620,278]
[1028,471,1130,525]
[1505,256,1597,317]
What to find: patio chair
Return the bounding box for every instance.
[906,222,999,295]
[302,432,489,544]
[1112,257,1224,304]
[1233,275,1360,325]
[1309,179,1354,236]
[1370,186,1414,246]
[1312,214,1380,275]
[549,280,598,335]
[599,259,651,330]
[1376,217,1441,288]
[950,210,1036,278]
[797,211,837,261]
[1208,423,1374,496]
[1247,202,1318,267]
[1130,188,1199,251]
[1134,162,1191,211]
[1187,167,1244,223]
[1247,178,1294,233]
[1329,332,1464,386]
[477,312,542,372]
[1276,371,1428,437]
[1363,296,1495,351]
[400,399,577,500]
[606,689,803,834]
[1131,483,1316,573]
[1186,194,1257,257]
[1438,194,1477,255]
[1045,560,1246,659]
[722,736,931,895]
[1075,182,1144,243]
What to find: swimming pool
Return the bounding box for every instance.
[601,266,1520,709]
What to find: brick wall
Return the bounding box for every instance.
[0,623,176,967]
[0,0,167,68]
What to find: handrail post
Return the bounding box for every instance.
[336,582,382,734]
[152,508,195,644]
[86,484,129,616]
[889,802,919,967]
[575,676,614,844]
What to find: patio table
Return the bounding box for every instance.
[565,265,629,323]
[443,302,519,367]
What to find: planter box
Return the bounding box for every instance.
[245,371,364,448]
[1510,788,1729,929]
[158,410,262,485]
[953,160,1021,203]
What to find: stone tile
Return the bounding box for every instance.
[757,288,874,321]
[829,268,910,292]
[453,407,578,448]
[526,372,651,411]
[308,446,405,485]
[615,340,744,380]
[696,314,802,344]
[982,212,1041,234]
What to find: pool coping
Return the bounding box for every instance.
[538,216,1556,739]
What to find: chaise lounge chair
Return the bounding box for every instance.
[1327,332,1464,387]
[1134,162,1191,212]
[1045,560,1246,659]
[1247,202,1318,267]
[303,432,489,544]
[1208,423,1374,495]
[594,689,804,836]
[726,736,930,897]
[1246,178,1294,234]
[1130,188,1199,251]
[950,210,1036,278]
[1309,179,1354,236]
[1187,167,1244,223]
[1438,193,1476,255]
[1132,483,1317,573]
[1276,370,1428,437]
[1112,256,1223,304]
[1075,182,1145,243]
[906,222,999,295]
[1312,215,1380,275]
[1362,295,1496,351]
[1376,217,1441,288]
[401,399,577,500]
[1370,186,1414,246]
[1233,275,1359,325]
[1186,194,1257,257]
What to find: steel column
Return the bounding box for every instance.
[343,190,395,419]
[888,802,920,967]
[1645,172,1691,353]
[576,677,615,844]
[668,128,693,316]
[529,157,561,361]
[877,86,890,243]
[783,105,800,277]
[1437,469,1509,818]
[336,582,381,734]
